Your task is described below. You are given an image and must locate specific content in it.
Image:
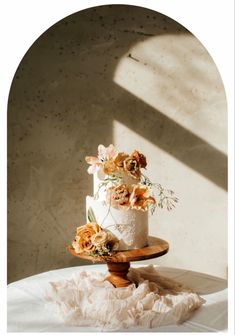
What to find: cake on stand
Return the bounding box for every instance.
[69,236,169,288]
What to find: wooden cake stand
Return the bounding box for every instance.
[69,236,169,288]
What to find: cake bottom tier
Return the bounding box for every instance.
[86,196,148,250]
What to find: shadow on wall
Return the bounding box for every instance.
[7,5,227,282]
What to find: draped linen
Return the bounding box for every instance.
[45,265,204,331]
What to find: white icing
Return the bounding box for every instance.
[89,167,149,250]
[86,196,148,250]
[93,168,106,201]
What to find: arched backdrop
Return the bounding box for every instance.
[8,4,227,283]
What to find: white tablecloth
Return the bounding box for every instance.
[7,264,227,332]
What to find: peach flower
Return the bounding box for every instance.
[114,152,129,169]
[72,222,101,253]
[123,150,147,179]
[103,159,118,175]
[106,184,131,209]
[131,150,147,168]
[123,156,141,179]
[91,230,119,252]
[130,185,156,211]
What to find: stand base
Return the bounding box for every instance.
[106,262,132,288]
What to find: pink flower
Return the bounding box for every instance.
[85,156,102,174]
[85,144,118,175]
[106,184,131,209]
[97,144,118,162]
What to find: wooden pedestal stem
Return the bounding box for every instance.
[106,262,131,288]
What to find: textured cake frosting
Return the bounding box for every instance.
[86,171,148,250]
[72,144,177,256]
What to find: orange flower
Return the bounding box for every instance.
[131,150,147,168]
[130,185,156,211]
[114,152,129,169]
[123,156,141,179]
[72,222,101,253]
[103,159,118,175]
[106,184,131,209]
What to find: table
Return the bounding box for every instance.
[69,236,169,287]
[7,264,228,332]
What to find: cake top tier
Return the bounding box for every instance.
[85,144,178,212]
[85,144,147,181]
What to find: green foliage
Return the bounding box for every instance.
[87,207,97,223]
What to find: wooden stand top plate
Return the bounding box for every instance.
[68,236,169,263]
[68,236,169,288]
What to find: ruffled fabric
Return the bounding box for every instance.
[44,265,204,331]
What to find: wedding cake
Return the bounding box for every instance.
[72,144,177,256]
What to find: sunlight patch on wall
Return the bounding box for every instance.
[112,119,226,192]
[112,119,227,277]
[113,34,227,154]
[113,119,185,188]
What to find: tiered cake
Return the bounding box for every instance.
[72,144,177,256]
[86,172,149,250]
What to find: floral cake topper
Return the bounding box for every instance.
[86,144,147,179]
[86,144,178,213]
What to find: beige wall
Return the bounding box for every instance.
[8,5,227,283]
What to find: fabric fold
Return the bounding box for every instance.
[44,265,204,331]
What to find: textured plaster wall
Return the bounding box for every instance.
[8,5,227,283]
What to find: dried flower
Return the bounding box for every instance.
[106,184,131,209]
[114,152,129,169]
[103,159,118,175]
[155,184,179,211]
[122,150,146,179]
[130,185,156,211]
[123,157,141,179]
[72,222,101,253]
[91,230,119,252]
[131,150,147,168]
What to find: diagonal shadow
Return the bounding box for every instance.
[112,83,227,190]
